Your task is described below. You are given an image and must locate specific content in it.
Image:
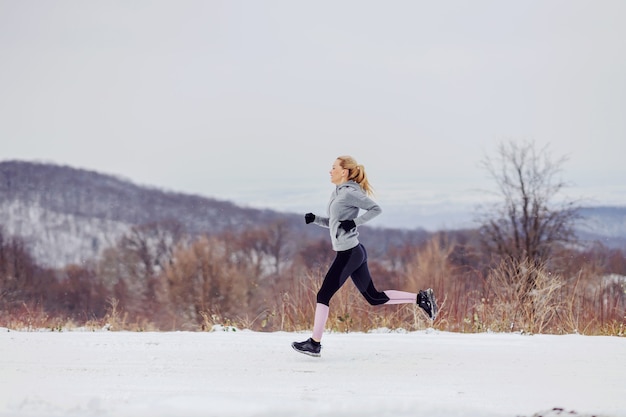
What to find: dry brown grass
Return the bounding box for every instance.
[2,236,624,335]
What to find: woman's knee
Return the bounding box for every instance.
[316,293,331,306]
[361,290,390,306]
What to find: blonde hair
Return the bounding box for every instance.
[337,155,374,196]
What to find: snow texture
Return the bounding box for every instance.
[0,199,129,267]
[1,329,625,417]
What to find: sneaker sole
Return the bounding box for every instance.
[291,344,321,358]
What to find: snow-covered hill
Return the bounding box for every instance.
[0,160,434,267]
[0,198,129,267]
[576,206,626,249]
[0,161,307,267]
[1,160,624,267]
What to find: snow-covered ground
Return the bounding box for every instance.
[1,328,625,417]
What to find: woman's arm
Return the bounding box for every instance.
[347,190,382,226]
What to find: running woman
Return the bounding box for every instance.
[292,155,437,357]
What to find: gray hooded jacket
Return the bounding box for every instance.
[313,180,382,251]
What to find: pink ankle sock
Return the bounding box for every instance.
[383,290,417,305]
[312,303,329,341]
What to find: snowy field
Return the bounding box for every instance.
[1,328,625,417]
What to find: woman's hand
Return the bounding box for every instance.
[338,219,356,232]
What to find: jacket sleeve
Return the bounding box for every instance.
[348,190,382,226]
[313,215,330,228]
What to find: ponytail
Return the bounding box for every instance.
[337,155,374,196]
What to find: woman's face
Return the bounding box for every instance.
[329,159,347,185]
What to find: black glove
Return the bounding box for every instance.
[339,219,356,232]
[305,213,316,224]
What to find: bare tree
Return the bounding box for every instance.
[120,220,184,278]
[261,219,292,276]
[164,235,254,326]
[232,220,292,277]
[476,140,581,328]
[0,229,40,310]
[478,140,579,267]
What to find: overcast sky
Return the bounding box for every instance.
[1,1,625,228]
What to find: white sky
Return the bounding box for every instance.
[1,1,625,226]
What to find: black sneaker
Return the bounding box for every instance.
[292,338,322,357]
[417,288,438,320]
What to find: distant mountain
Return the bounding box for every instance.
[1,160,623,268]
[0,160,429,268]
[575,206,626,249]
[0,161,309,267]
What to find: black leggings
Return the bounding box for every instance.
[316,244,390,306]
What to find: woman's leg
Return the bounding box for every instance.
[350,245,417,306]
[316,249,356,305]
[349,245,391,305]
[312,247,363,341]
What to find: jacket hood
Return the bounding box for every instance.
[336,181,363,193]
